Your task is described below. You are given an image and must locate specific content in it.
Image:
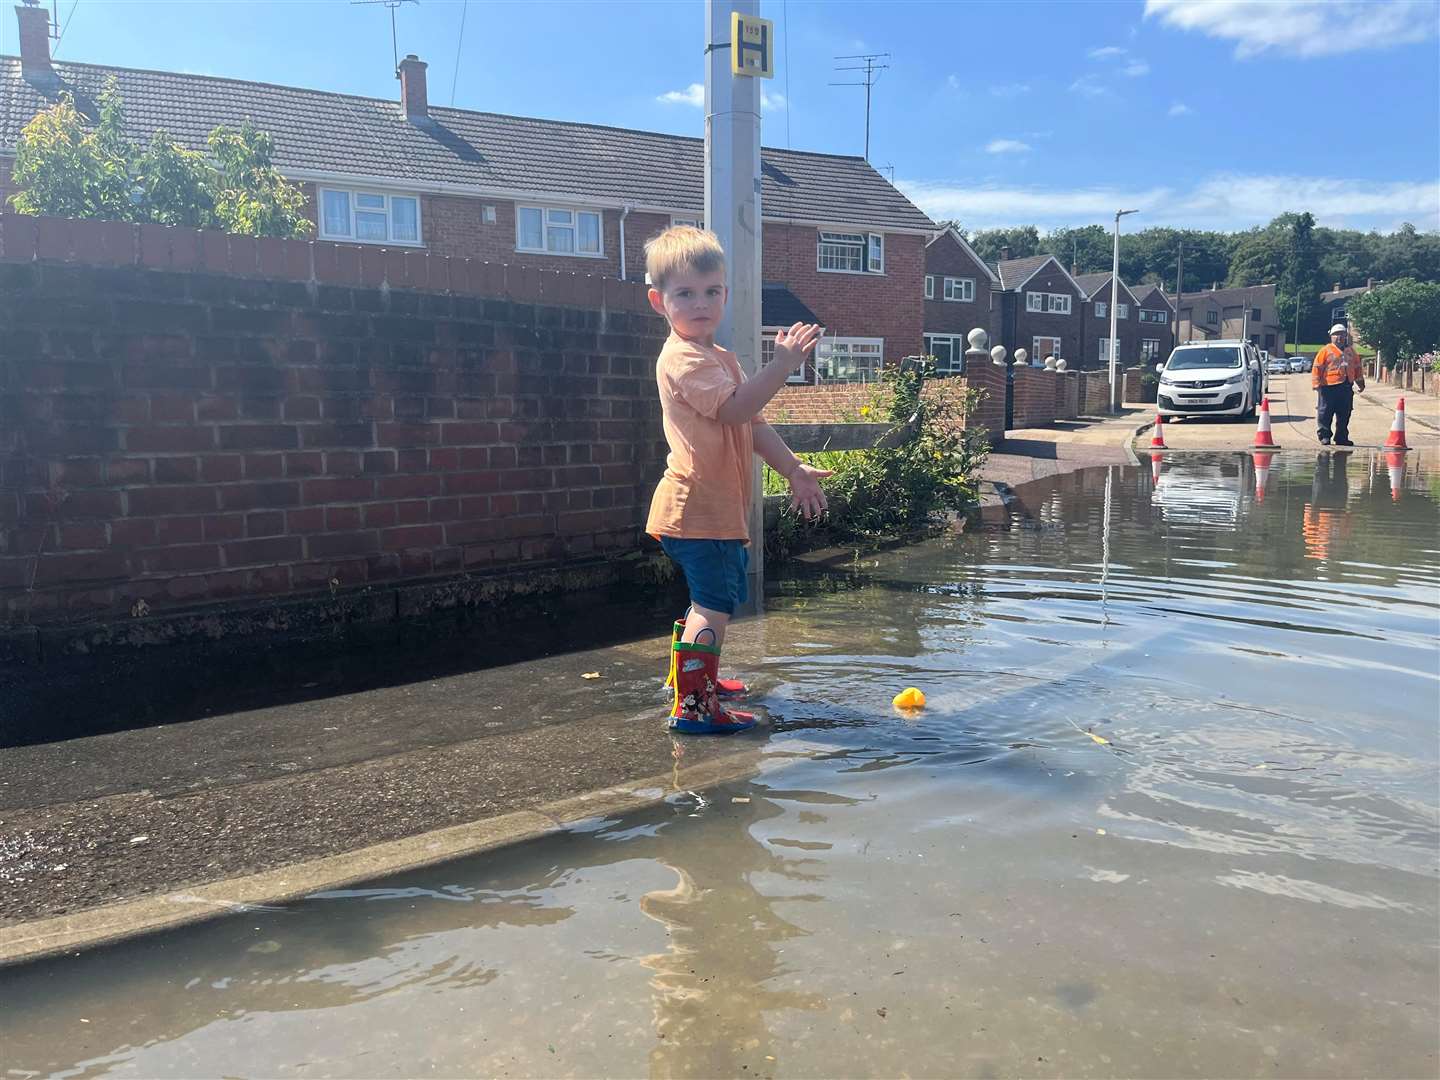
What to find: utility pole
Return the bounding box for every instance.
[831,52,889,159]
[1109,209,1138,412]
[1175,241,1185,344]
[706,0,765,615]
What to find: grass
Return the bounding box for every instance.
[1289,342,1377,358]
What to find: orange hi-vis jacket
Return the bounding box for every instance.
[1312,344,1365,390]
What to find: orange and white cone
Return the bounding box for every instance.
[1385,449,1406,501]
[1252,397,1279,448]
[1384,397,1410,450]
[1149,414,1168,450]
[1150,452,1163,485]
[1253,450,1275,502]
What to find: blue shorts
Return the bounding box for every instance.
[660,537,749,615]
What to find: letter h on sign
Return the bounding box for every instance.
[730,13,774,78]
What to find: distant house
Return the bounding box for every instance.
[2,2,935,385]
[1320,279,1382,354]
[922,227,1000,374]
[1131,284,1176,365]
[994,254,1087,365]
[1074,273,1143,371]
[1171,283,1285,355]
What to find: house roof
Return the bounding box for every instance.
[0,57,936,233]
[1181,283,1277,306]
[996,254,1084,295]
[1133,283,1175,312]
[1071,272,1141,305]
[761,283,820,327]
[925,228,1000,284]
[1321,284,1372,302]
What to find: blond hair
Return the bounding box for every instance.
[644,225,726,291]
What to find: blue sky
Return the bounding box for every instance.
[5,0,1437,233]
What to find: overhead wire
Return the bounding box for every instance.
[51,0,80,57]
[450,0,468,106]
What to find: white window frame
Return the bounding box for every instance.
[761,326,810,385]
[942,276,974,303]
[671,215,702,228]
[817,229,884,275]
[317,186,423,247]
[925,333,965,375]
[924,275,935,300]
[1094,301,1107,318]
[515,204,605,258]
[1141,338,1162,361]
[1116,303,1129,320]
[1139,308,1168,324]
[1032,336,1062,364]
[1206,309,1219,326]
[1026,291,1071,314]
[815,336,884,383]
[1099,337,1117,363]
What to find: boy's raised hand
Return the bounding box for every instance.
[788,463,833,521]
[774,322,824,372]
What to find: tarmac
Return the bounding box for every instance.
[2,373,1434,968]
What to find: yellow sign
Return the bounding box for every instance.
[731,12,774,79]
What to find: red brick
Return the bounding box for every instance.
[154,457,201,484]
[285,452,325,477]
[376,474,442,499]
[246,510,286,536]
[34,550,128,586]
[363,502,398,528]
[226,536,303,566]
[325,451,363,476]
[201,455,244,483]
[59,523,108,550]
[376,423,440,447]
[129,486,217,515]
[307,531,380,558]
[326,505,363,531]
[203,514,246,541]
[141,544,221,573]
[382,524,442,551]
[395,500,429,524]
[219,425,298,450]
[303,477,374,503]
[122,426,214,453]
[286,507,326,533]
[197,396,240,422]
[243,453,285,479]
[441,421,499,445]
[220,481,300,510]
[0,212,38,262]
[110,518,158,548]
[283,396,321,421]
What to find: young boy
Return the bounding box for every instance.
[644,226,830,735]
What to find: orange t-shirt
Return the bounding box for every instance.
[1312,344,1364,389]
[645,332,761,542]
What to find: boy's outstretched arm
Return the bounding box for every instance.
[753,423,832,520]
[715,323,823,426]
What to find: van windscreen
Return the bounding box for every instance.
[1168,348,1242,370]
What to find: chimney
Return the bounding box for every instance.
[1366,277,1373,289]
[1000,246,1011,262]
[16,1,55,84]
[398,54,429,122]
[1211,281,1218,291]
[1333,281,1340,292]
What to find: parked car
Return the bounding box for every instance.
[1290,356,1312,372]
[1156,340,1265,420]
[1267,356,1290,375]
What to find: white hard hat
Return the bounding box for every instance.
[1329,324,1347,335]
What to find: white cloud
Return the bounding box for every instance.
[1169,101,1193,116]
[946,74,961,90]
[990,82,1032,97]
[985,139,1033,154]
[657,83,704,107]
[1069,74,1110,98]
[1144,0,1440,58]
[898,173,1440,232]
[1123,60,1151,76]
[761,89,787,111]
[1088,45,1127,58]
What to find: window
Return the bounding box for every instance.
[1099,337,1118,363]
[761,327,809,384]
[1206,310,1219,326]
[318,188,422,246]
[925,275,935,300]
[1141,338,1162,362]
[1252,307,1262,321]
[1139,308,1168,324]
[1026,291,1071,314]
[817,231,884,274]
[671,215,702,228]
[925,333,965,375]
[942,277,974,302]
[1331,305,1347,321]
[1116,303,1129,320]
[517,205,603,256]
[815,337,884,382]
[1264,333,1276,351]
[1032,336,1062,364]
[1094,301,1107,319]
[1249,334,1260,346]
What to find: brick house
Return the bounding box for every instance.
[921,227,1000,375]
[1131,284,1176,365]
[1,2,933,384]
[1073,273,1143,371]
[1171,283,1285,355]
[994,254,1087,366]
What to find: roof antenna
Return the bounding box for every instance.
[350,0,419,77]
[830,52,890,160]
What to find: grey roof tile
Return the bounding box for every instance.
[1,58,935,233]
[995,255,1054,291]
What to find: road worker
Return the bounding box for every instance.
[1312,324,1366,446]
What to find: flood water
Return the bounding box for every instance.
[3,451,1437,1079]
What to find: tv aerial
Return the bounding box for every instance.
[350,0,419,77]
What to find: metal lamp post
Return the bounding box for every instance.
[1109,209,1138,411]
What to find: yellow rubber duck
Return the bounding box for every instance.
[892,687,926,710]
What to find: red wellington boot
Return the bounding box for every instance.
[664,613,747,698]
[670,641,756,735]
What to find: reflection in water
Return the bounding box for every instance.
[1,452,1436,1079]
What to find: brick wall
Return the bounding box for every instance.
[959,361,1005,442]
[0,213,668,629]
[762,224,925,364]
[1011,367,1060,430]
[1077,371,1112,414]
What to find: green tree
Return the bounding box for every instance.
[968,225,1039,265]
[7,84,312,239]
[1040,224,1109,274]
[1347,279,1440,363]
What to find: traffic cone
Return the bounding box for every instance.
[1252,397,1279,448]
[1253,450,1275,502]
[1150,452,1163,485]
[1385,450,1406,502]
[1384,397,1409,450]
[1149,414,1167,450]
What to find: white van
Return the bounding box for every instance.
[1156,340,1265,420]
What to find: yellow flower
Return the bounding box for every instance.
[859,406,871,417]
